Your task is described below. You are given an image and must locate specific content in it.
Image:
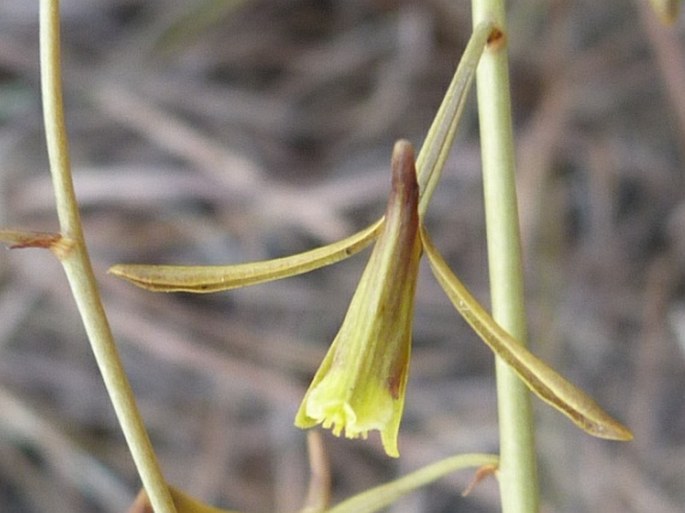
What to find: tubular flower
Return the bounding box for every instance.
[110,25,633,449]
[294,140,421,457]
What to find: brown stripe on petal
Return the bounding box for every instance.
[387,374,402,400]
[386,140,420,267]
[387,347,410,400]
[375,140,421,320]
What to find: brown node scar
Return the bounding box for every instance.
[9,232,63,250]
[3,230,75,260]
[462,463,498,497]
[486,27,506,50]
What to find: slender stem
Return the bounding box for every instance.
[327,453,499,513]
[39,2,177,512]
[471,2,540,513]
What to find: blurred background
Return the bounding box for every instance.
[0,1,683,512]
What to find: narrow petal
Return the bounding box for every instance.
[420,226,633,441]
[109,219,382,292]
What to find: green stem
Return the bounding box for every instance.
[39,2,176,512]
[327,453,498,513]
[471,2,540,513]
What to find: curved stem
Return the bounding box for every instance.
[471,2,540,512]
[327,453,499,513]
[39,2,176,512]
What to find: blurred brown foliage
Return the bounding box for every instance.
[0,1,683,512]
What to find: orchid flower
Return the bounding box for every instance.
[293,141,421,457]
[110,22,631,459]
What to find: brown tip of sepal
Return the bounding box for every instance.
[390,139,418,202]
[462,463,498,497]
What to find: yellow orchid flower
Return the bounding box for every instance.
[107,21,631,458]
[294,140,421,457]
[106,138,632,455]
